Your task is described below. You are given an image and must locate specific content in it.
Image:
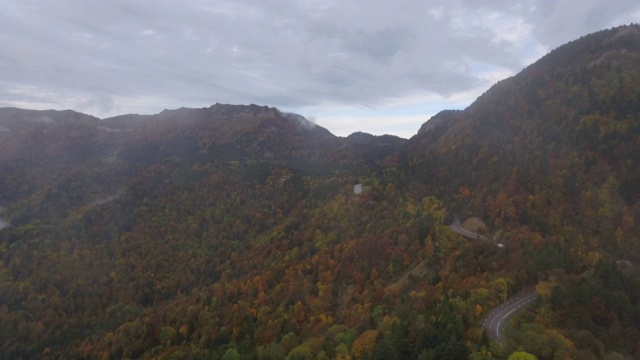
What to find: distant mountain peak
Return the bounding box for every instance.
[0,107,99,127]
[206,103,281,119]
[416,110,462,136]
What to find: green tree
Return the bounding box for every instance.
[285,342,313,360]
[372,332,399,360]
[221,348,240,360]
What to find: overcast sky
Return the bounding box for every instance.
[1,0,639,138]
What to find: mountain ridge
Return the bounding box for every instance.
[1,24,640,359]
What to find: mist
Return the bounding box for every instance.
[0,207,8,230]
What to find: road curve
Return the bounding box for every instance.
[450,217,535,345]
[450,216,487,240]
[481,291,538,346]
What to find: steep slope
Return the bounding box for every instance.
[405,25,640,358]
[410,24,640,259]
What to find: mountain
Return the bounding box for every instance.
[1,25,640,359]
[0,103,408,222]
[102,104,339,166]
[410,24,640,257]
[405,24,640,358]
[0,104,337,169]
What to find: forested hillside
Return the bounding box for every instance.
[1,25,640,359]
[408,24,640,359]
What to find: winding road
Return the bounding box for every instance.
[450,217,537,345]
[481,291,538,345]
[450,216,487,240]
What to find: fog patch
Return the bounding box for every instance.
[37,116,55,124]
[281,111,317,130]
[92,191,124,206]
[78,93,116,115]
[0,207,8,231]
[97,125,122,133]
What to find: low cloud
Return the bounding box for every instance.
[92,191,124,206]
[0,207,8,231]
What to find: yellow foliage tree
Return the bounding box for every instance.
[475,304,483,318]
[350,330,378,360]
[179,324,189,338]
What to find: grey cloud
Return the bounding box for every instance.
[345,27,414,63]
[0,0,639,133]
[502,0,640,49]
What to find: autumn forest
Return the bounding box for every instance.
[1,25,640,359]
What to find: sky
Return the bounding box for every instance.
[1,1,640,138]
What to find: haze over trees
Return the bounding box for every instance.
[1,24,640,359]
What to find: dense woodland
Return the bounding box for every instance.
[1,25,640,359]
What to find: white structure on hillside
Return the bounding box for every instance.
[353,183,363,195]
